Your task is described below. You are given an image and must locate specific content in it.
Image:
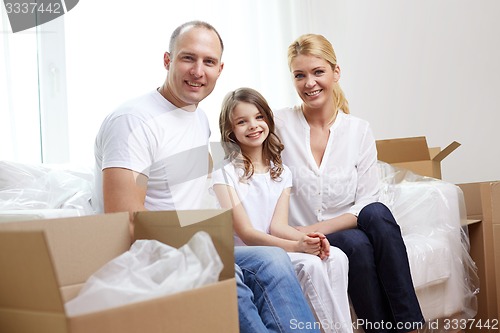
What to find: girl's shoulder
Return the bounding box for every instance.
[282,163,292,175]
[279,163,293,182]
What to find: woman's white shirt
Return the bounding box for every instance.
[274,106,380,227]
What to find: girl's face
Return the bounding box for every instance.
[290,54,339,110]
[231,102,269,152]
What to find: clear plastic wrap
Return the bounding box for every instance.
[0,160,95,217]
[377,162,479,330]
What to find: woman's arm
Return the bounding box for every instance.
[295,213,358,235]
[213,184,321,255]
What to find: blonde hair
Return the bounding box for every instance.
[288,34,350,115]
[219,87,284,182]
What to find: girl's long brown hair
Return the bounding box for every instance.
[219,87,284,182]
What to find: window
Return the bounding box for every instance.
[1,8,42,163]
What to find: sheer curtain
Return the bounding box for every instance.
[63,0,312,165]
[1,0,316,165]
[1,9,41,163]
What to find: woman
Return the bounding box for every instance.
[274,34,424,333]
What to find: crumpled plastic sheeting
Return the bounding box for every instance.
[65,231,223,316]
[377,161,479,325]
[0,160,94,215]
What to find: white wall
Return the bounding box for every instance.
[302,0,500,184]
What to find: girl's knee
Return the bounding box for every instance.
[295,254,323,273]
[330,247,349,266]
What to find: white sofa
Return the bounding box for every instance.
[0,160,478,330]
[377,163,478,325]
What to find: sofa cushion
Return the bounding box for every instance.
[403,234,451,289]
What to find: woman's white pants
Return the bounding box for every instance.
[288,248,353,333]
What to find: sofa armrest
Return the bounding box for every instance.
[377,162,479,321]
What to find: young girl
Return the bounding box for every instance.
[211,87,353,333]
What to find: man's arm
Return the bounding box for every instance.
[102,167,148,233]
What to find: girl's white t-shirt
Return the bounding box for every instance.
[211,161,292,246]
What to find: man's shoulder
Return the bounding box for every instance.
[101,90,178,127]
[112,90,161,116]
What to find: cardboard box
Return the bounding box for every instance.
[458,181,500,333]
[376,136,461,179]
[0,210,239,333]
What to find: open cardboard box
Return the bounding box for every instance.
[0,210,239,333]
[376,136,461,179]
[457,181,500,332]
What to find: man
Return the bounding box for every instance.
[93,21,319,333]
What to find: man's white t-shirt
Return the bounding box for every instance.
[211,161,292,246]
[93,89,210,213]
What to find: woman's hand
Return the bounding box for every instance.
[306,232,330,260]
[296,232,331,260]
[296,234,322,256]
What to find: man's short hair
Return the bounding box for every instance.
[169,20,224,55]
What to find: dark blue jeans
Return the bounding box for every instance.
[326,202,424,333]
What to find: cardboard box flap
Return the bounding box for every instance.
[0,231,64,312]
[457,182,483,219]
[432,141,461,162]
[0,213,131,289]
[376,136,431,163]
[133,209,235,280]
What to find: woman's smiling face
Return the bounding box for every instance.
[290,54,339,110]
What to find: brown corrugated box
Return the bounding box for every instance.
[458,181,500,333]
[0,210,239,333]
[376,136,461,179]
